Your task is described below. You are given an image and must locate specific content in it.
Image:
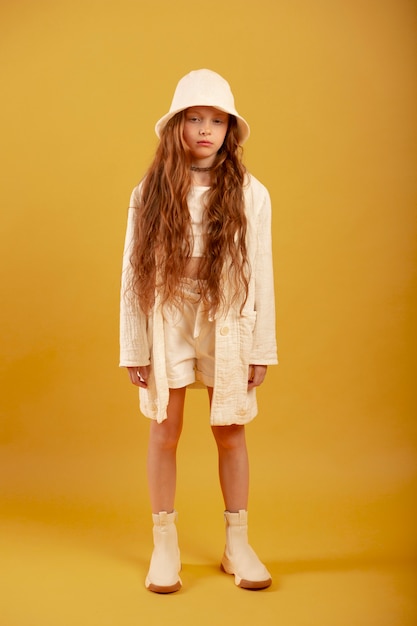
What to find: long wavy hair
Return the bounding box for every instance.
[128,110,250,316]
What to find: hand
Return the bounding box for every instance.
[247,365,267,390]
[127,365,150,388]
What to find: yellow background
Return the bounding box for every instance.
[1,0,416,624]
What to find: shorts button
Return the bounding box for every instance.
[220,326,229,336]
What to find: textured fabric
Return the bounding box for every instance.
[119,173,278,425]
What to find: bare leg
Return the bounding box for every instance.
[207,389,271,589]
[208,388,249,512]
[147,387,186,513]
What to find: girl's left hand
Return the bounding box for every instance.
[247,365,267,390]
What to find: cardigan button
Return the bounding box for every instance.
[220,326,229,336]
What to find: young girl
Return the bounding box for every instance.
[120,69,277,593]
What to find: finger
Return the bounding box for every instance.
[127,368,147,388]
[135,370,148,387]
[137,374,148,387]
[138,365,150,383]
[247,365,256,390]
[247,365,267,390]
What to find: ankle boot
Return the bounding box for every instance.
[145,511,182,593]
[221,510,272,589]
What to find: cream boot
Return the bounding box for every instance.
[221,510,272,589]
[145,511,182,593]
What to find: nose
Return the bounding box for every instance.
[199,124,211,135]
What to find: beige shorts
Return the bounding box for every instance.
[163,279,215,389]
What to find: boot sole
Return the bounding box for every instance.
[237,577,272,590]
[146,580,182,594]
[220,562,272,590]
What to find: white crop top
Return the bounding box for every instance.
[188,185,209,257]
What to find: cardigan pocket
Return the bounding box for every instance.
[237,311,257,365]
[239,311,257,335]
[241,310,257,328]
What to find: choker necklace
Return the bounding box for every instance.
[190,165,214,172]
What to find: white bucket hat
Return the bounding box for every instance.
[155,69,250,144]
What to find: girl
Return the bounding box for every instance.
[120,69,278,593]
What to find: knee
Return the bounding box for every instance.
[212,424,246,451]
[150,421,182,451]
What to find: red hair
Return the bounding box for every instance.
[128,111,250,316]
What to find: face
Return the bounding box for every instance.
[183,106,229,165]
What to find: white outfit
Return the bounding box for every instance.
[119,173,278,426]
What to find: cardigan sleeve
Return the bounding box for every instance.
[119,188,151,367]
[249,182,278,365]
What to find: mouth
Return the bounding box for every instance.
[197,141,213,146]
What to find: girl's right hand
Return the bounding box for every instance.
[127,365,150,388]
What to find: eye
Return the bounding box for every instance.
[213,119,225,124]
[188,116,200,122]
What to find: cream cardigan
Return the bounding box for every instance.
[119,174,278,425]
